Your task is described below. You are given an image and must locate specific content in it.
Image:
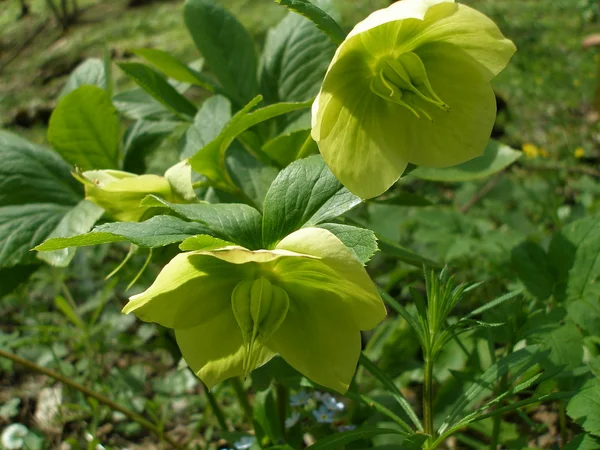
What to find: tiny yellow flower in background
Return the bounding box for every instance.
[538,148,549,158]
[574,147,586,159]
[573,79,582,88]
[522,143,539,159]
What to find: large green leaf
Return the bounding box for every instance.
[47,85,120,171]
[60,58,107,98]
[253,387,284,446]
[564,434,600,449]
[118,63,197,120]
[184,0,258,105]
[0,132,83,268]
[261,155,361,248]
[260,0,337,104]
[410,140,521,182]
[142,197,263,250]
[188,96,310,188]
[112,88,173,121]
[567,379,600,437]
[123,120,180,173]
[35,215,213,251]
[36,200,105,267]
[317,223,378,265]
[549,214,600,305]
[180,95,231,159]
[274,0,346,46]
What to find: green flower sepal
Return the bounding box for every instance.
[122,227,386,393]
[311,0,516,198]
[74,161,196,222]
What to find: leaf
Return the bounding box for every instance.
[118,62,197,119]
[184,0,258,104]
[538,322,583,373]
[511,241,554,300]
[188,96,310,188]
[309,427,422,450]
[0,265,38,298]
[549,214,600,305]
[260,0,337,104]
[35,215,213,251]
[253,387,284,446]
[225,147,278,211]
[374,192,432,207]
[132,49,216,91]
[261,155,361,248]
[123,120,180,173]
[262,128,310,167]
[564,434,600,449]
[37,200,105,267]
[274,0,346,46]
[377,237,442,268]
[317,223,378,265]
[141,197,263,250]
[179,235,234,251]
[112,88,173,121]
[60,58,106,98]
[47,85,120,171]
[180,95,232,159]
[410,140,521,182]
[567,379,600,437]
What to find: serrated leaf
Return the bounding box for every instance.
[511,241,554,300]
[132,48,216,91]
[141,197,263,250]
[260,1,337,105]
[37,200,105,267]
[47,85,120,170]
[60,58,106,98]
[184,0,258,104]
[410,140,521,182]
[188,96,310,188]
[317,223,377,265]
[118,62,197,120]
[549,214,600,305]
[35,215,213,251]
[261,155,361,248]
[180,95,232,159]
[309,427,422,450]
[274,0,346,46]
[564,434,600,449]
[567,379,600,437]
[538,322,583,373]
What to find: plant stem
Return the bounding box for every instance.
[275,381,288,437]
[231,377,253,424]
[202,382,230,431]
[0,348,185,450]
[423,356,436,446]
[559,401,568,446]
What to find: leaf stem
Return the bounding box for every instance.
[202,382,230,431]
[231,377,253,424]
[423,355,436,447]
[0,348,185,450]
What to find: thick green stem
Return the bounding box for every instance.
[423,356,436,446]
[559,401,568,446]
[0,348,185,450]
[231,377,253,424]
[202,382,229,431]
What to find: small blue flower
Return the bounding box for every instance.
[289,390,311,407]
[234,436,255,450]
[320,393,345,411]
[285,411,301,429]
[338,425,356,432]
[312,404,334,424]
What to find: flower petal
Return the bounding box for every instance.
[197,246,318,264]
[176,308,275,389]
[266,297,361,393]
[275,228,386,331]
[123,252,252,329]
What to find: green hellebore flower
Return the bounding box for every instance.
[311,0,516,199]
[122,228,386,393]
[75,169,185,222]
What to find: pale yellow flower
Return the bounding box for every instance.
[522,143,539,159]
[574,147,585,159]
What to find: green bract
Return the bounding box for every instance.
[122,227,386,393]
[75,169,189,222]
[311,0,516,199]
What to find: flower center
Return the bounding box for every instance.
[370,52,449,121]
[231,277,289,376]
